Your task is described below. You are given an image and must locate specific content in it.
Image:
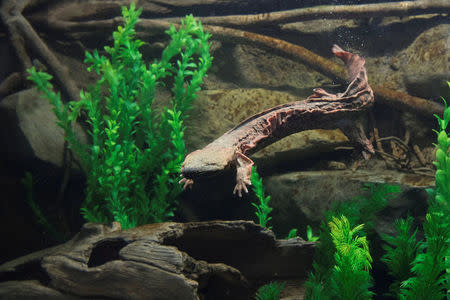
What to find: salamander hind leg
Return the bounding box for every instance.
[233,151,254,197]
[307,88,339,102]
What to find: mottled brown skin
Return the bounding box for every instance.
[180,45,374,196]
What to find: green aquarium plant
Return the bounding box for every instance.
[286,228,298,239]
[328,215,373,300]
[305,183,400,300]
[21,172,67,243]
[399,212,449,300]
[399,83,450,300]
[304,220,336,300]
[306,225,320,242]
[250,166,273,229]
[255,281,285,300]
[380,216,420,297]
[305,215,373,300]
[27,4,212,229]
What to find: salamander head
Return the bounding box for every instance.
[181,146,235,180]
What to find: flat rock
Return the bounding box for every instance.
[265,169,433,235]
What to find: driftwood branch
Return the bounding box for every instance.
[0,72,22,98]
[371,85,443,117]
[161,0,450,27]
[0,1,32,72]
[0,221,314,299]
[0,0,80,101]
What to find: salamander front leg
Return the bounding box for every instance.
[179,176,194,190]
[233,151,254,197]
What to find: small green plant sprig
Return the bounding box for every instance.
[381,216,420,297]
[328,215,374,300]
[21,172,67,243]
[250,166,273,229]
[286,228,298,239]
[306,225,320,242]
[255,281,285,300]
[28,4,212,229]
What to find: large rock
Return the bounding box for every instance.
[402,24,450,100]
[233,44,328,90]
[0,88,88,168]
[0,220,315,300]
[264,169,433,236]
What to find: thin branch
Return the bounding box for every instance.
[412,144,427,166]
[376,136,409,151]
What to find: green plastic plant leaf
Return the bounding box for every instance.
[250,166,273,229]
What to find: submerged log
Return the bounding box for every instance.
[0,220,315,300]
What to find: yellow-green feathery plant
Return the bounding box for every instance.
[328,215,374,300]
[255,281,285,300]
[305,183,400,300]
[399,82,450,300]
[27,4,212,229]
